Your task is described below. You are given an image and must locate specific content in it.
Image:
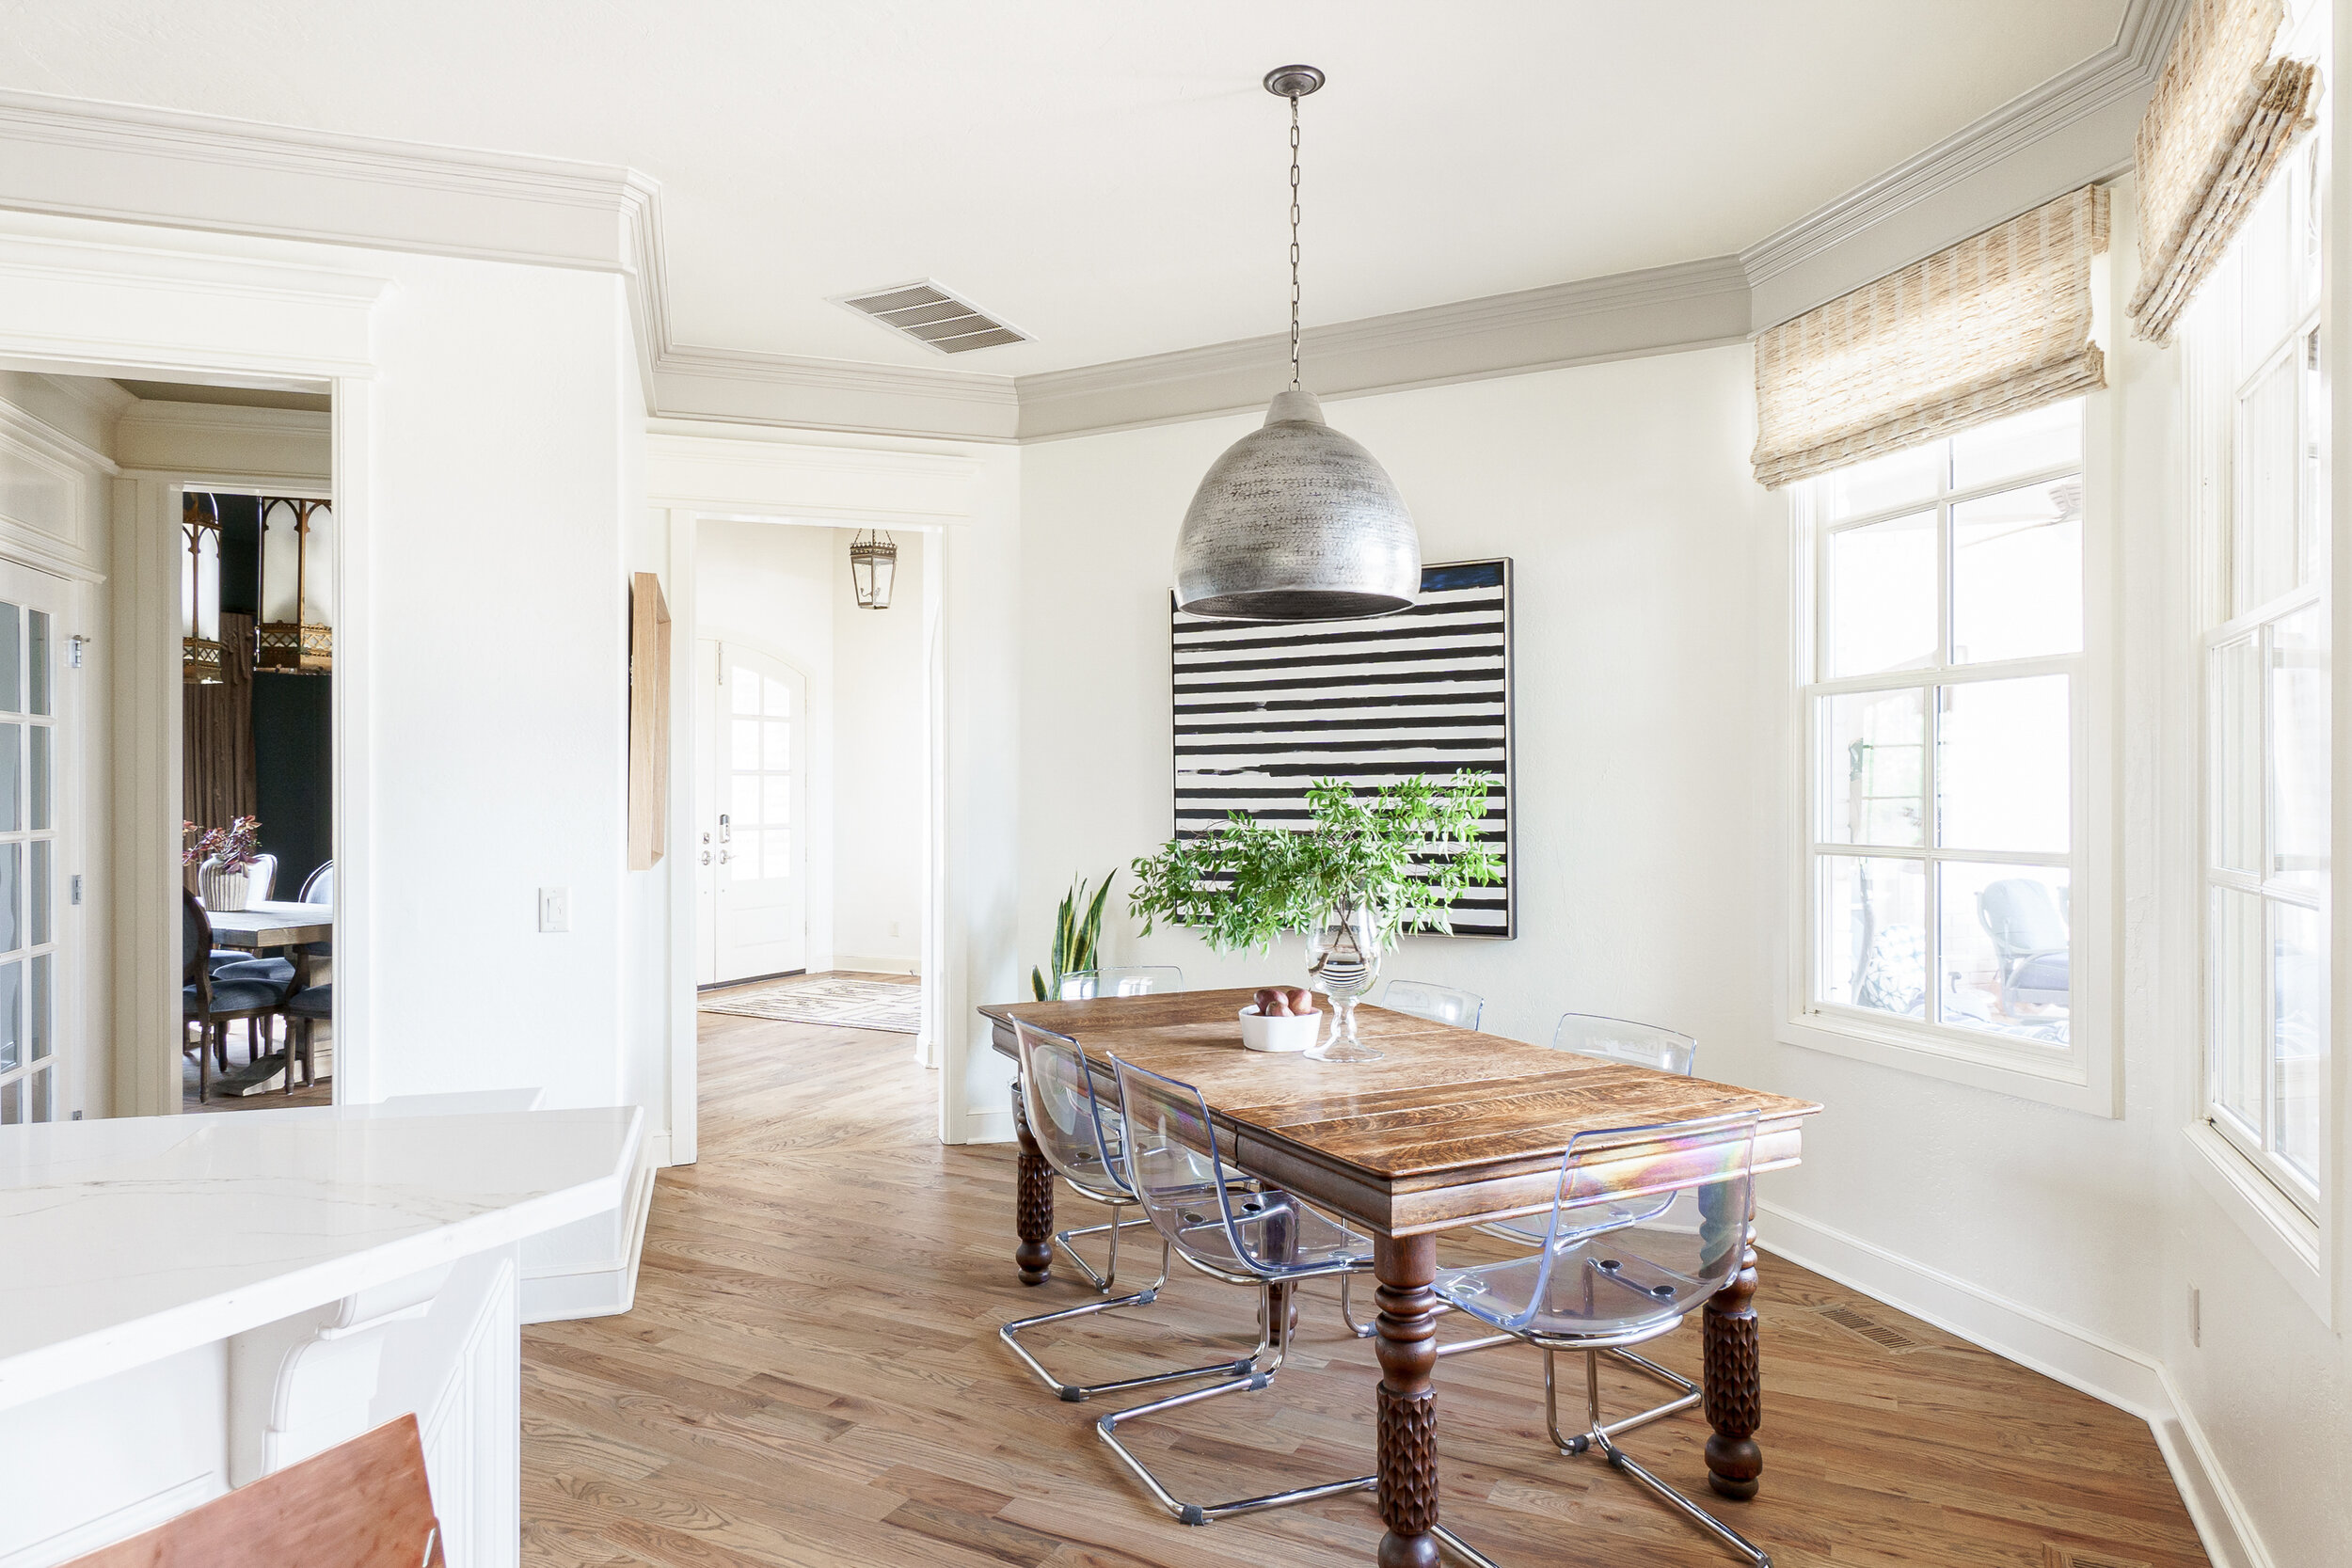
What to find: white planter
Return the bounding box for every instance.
[1238,1005,1322,1053]
[199,863,253,912]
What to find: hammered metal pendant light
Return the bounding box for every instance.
[1173,65,1420,622]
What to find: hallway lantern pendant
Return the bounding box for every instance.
[850,528,898,610]
[1173,65,1420,622]
[180,491,224,685]
[256,497,334,673]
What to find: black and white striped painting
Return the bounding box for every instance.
[1169,559,1515,939]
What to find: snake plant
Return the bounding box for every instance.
[1032,872,1116,1001]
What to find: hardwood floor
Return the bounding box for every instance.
[518,1006,2210,1568]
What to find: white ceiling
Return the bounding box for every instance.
[0,2,2127,377]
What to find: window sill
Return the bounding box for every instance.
[2179,1121,2328,1325]
[1777,1009,2117,1117]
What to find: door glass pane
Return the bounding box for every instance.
[732,837,760,881]
[1936,676,2070,853]
[0,601,20,716]
[27,610,49,717]
[2209,887,2264,1137]
[0,959,19,1072]
[28,724,49,832]
[763,674,791,717]
[1819,854,1927,1018]
[26,1068,46,1122]
[730,775,760,829]
[1951,402,2082,491]
[0,1079,16,1126]
[2210,636,2262,873]
[2236,354,2300,613]
[1951,481,2083,663]
[762,775,791,825]
[0,723,20,834]
[0,844,21,955]
[729,665,759,714]
[1819,442,1944,523]
[1826,513,1936,677]
[2269,605,2329,895]
[2272,899,2325,1186]
[28,952,48,1060]
[29,840,49,947]
[762,721,790,771]
[763,828,791,871]
[1820,689,1923,846]
[730,719,760,771]
[1939,862,2070,1043]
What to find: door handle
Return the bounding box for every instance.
[700,850,711,865]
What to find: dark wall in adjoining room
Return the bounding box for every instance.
[252,672,330,896]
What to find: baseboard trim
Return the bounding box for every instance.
[519,1141,658,1323]
[832,953,921,976]
[962,1104,1013,1146]
[1756,1200,2273,1568]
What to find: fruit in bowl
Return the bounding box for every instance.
[1240,987,1322,1053]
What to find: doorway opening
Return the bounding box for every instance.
[689,517,930,1055]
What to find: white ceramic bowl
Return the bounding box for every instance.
[1239,1005,1322,1053]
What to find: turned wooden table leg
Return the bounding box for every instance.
[1702,1219,1763,1500]
[1373,1233,1440,1568]
[1011,1084,1055,1287]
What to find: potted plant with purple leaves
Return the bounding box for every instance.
[186,816,264,912]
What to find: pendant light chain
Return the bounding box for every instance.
[1288,89,1303,390]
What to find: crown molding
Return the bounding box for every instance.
[1014,256,1750,440]
[0,0,2190,446]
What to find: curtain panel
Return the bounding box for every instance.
[2130,0,2320,343]
[1750,185,2109,490]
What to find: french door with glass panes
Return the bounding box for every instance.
[0,566,66,1125]
[695,641,807,985]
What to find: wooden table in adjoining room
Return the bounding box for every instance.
[206,898,332,975]
[979,989,1822,1568]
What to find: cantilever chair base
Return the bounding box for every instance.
[1436,1346,1769,1568]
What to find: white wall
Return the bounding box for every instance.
[833,528,925,973]
[695,517,838,969]
[1017,346,1778,1051]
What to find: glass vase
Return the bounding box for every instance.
[1305,899,1384,1062]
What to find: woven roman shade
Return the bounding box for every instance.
[1751,185,2110,490]
[2129,0,2320,342]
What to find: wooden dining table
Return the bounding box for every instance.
[980,988,1822,1567]
[207,899,332,985]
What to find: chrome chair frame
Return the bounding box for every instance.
[1427,1109,1771,1568]
[1095,1053,1393,1528]
[999,1022,1254,1403]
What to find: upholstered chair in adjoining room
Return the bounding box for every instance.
[182,891,292,1101]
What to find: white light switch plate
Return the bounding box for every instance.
[538,887,569,933]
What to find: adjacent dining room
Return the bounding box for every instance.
[0,5,2344,1568]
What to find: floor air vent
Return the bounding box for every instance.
[1814,1303,1930,1354]
[836,281,1027,355]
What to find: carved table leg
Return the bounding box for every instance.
[1701,1219,1763,1500]
[1373,1233,1440,1568]
[1011,1084,1054,1287]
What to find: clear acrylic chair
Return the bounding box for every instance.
[1377,977,1485,1028]
[1429,1108,1769,1568]
[1097,1054,1381,1526]
[1000,1021,1257,1402]
[1552,1011,1698,1074]
[1060,965,1184,999]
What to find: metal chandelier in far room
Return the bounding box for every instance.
[849,528,898,610]
[1172,65,1421,622]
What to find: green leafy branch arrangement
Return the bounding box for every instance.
[1128,772,1502,953]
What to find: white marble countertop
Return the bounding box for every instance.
[0,1100,642,1412]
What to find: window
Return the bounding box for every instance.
[1796,400,2092,1076]
[2188,139,2329,1217]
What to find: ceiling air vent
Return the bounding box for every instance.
[835,280,1028,355]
